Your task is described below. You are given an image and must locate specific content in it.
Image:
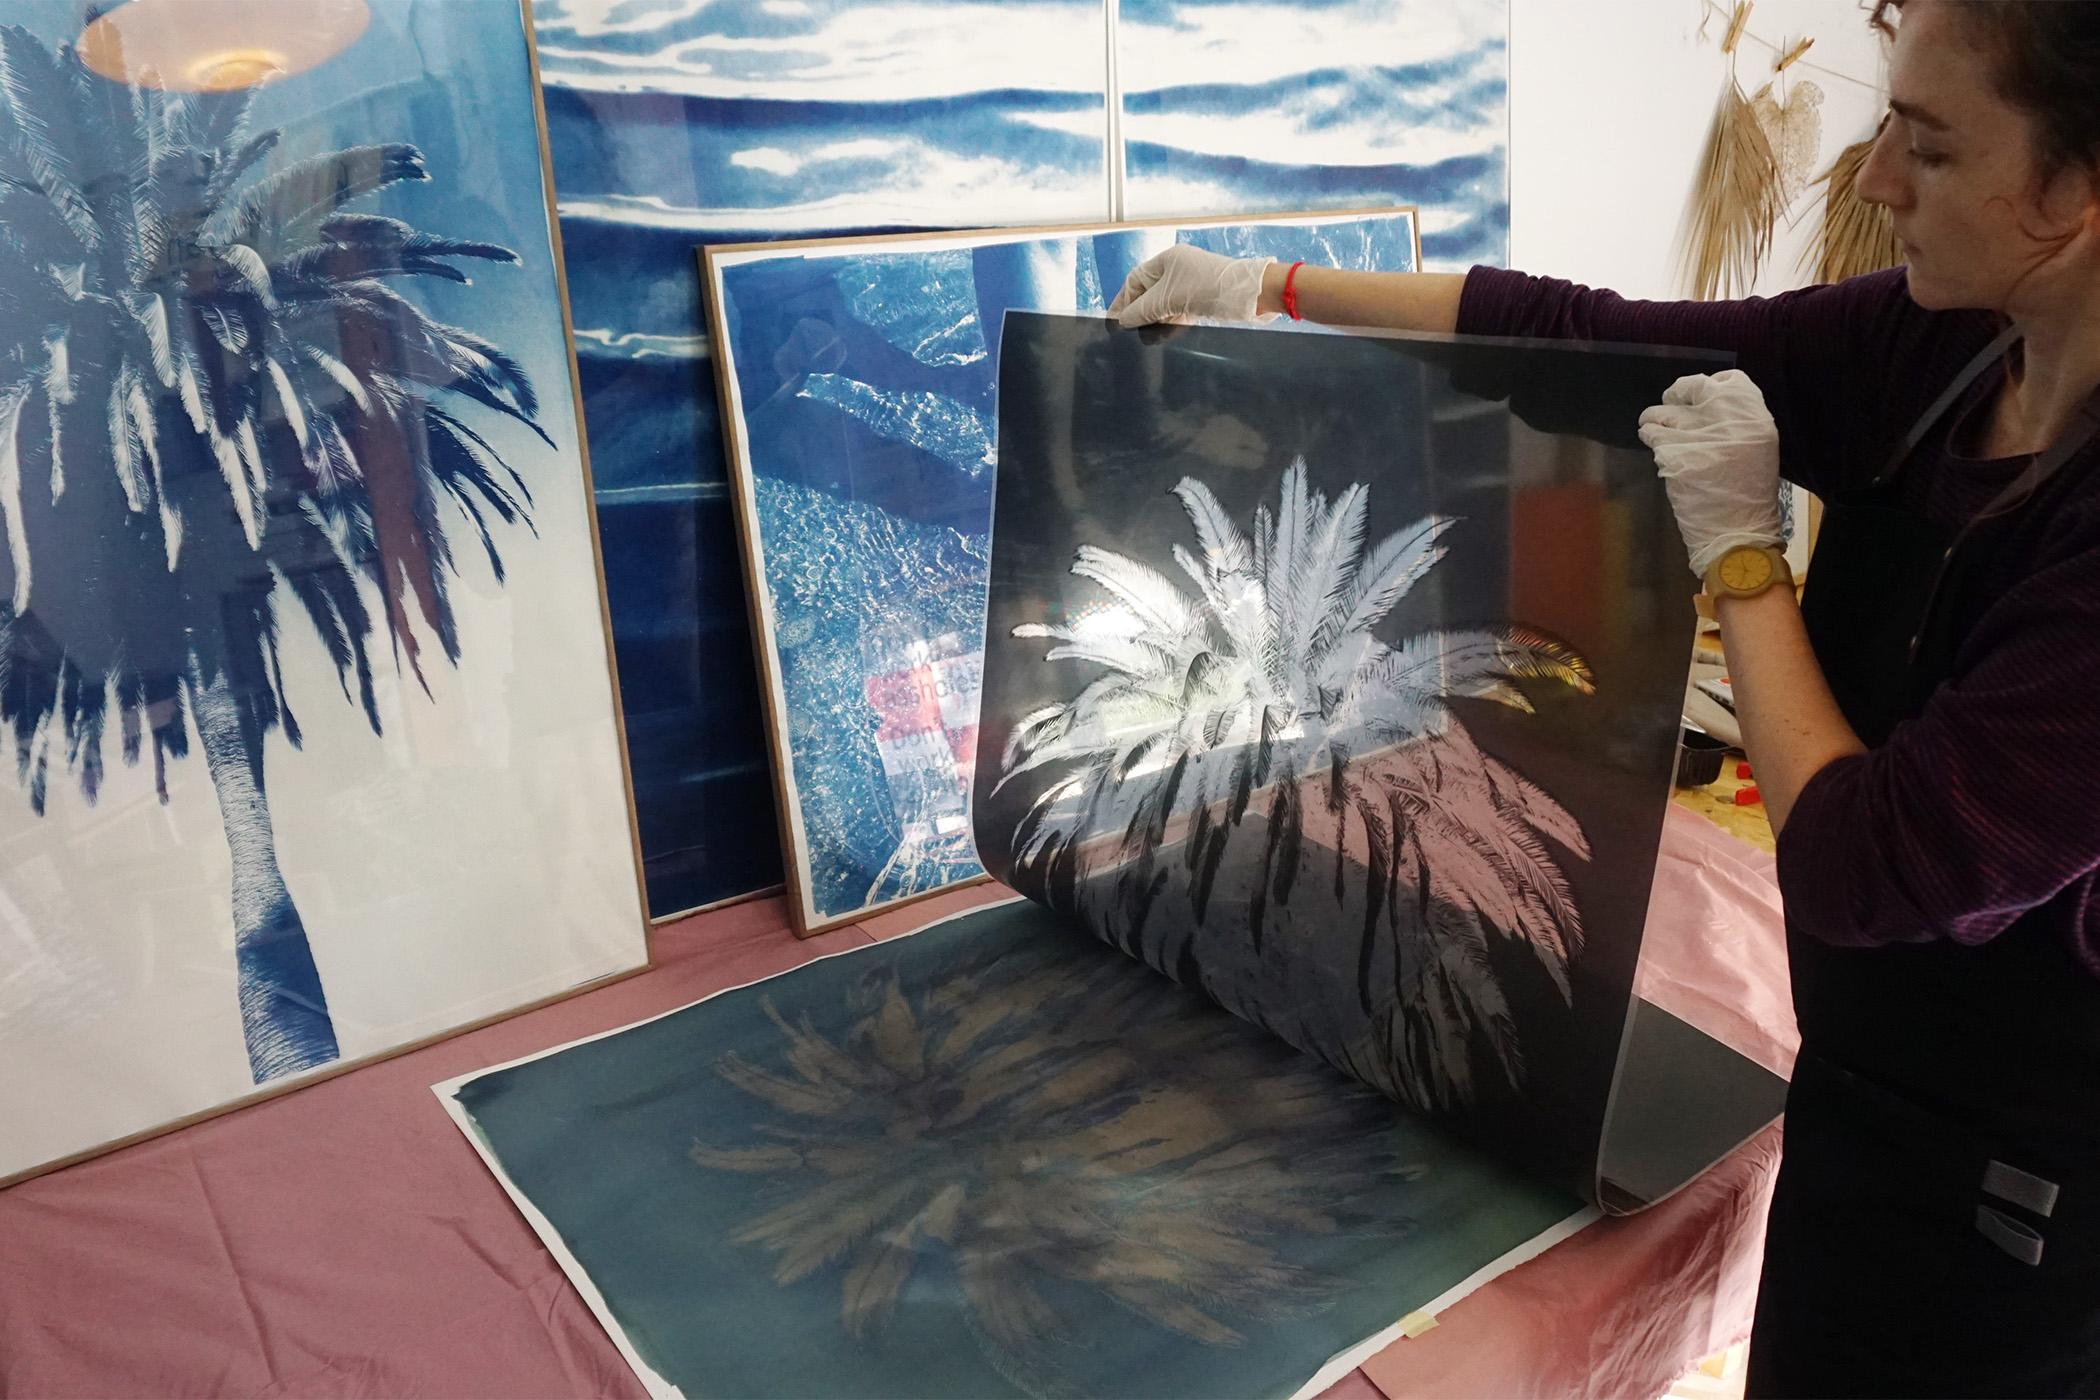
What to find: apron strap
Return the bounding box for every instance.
[1879,324,2100,512]
[1876,326,2022,485]
[1884,333,2100,667]
[1977,389,2100,524]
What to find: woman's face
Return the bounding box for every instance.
[1855,0,2094,312]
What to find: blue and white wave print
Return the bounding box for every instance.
[532,0,1108,917]
[534,0,1505,918]
[716,214,1418,925]
[1118,0,1509,269]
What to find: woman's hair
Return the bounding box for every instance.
[1871,0,2100,183]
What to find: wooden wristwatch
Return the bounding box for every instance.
[1703,544,1794,600]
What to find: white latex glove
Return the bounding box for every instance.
[1637,370,1785,578]
[1106,246,1274,328]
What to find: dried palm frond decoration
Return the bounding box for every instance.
[1684,2,1786,300]
[1803,126,1902,283]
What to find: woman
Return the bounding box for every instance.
[1110,2,2100,1394]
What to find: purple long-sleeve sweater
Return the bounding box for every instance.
[1459,265,2100,981]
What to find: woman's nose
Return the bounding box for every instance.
[1854,118,1908,211]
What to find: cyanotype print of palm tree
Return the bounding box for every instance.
[0,29,545,1082]
[995,460,1595,1111]
[691,929,1419,1392]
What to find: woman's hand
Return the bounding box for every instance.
[1107,246,1274,328]
[1637,368,1864,835]
[1637,370,1786,576]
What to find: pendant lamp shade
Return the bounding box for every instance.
[78,0,370,91]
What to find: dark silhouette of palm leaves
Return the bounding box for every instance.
[690,931,1417,1393]
[996,460,1596,1110]
[0,26,543,1079]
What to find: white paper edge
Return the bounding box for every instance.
[434,890,1595,1400]
[430,896,1030,1398]
[1288,1204,1601,1400]
[435,1084,682,1398]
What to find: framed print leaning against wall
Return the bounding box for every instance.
[702,209,1421,936]
[0,0,649,1183]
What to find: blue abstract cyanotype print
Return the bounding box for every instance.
[1118,0,1510,269]
[535,0,1509,917]
[712,213,1419,929]
[530,0,1110,917]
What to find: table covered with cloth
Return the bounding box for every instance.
[0,804,1792,1400]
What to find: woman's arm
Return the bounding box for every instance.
[1640,371,1865,833]
[1712,589,1866,834]
[1252,262,1466,333]
[1775,530,2100,950]
[1642,370,2100,951]
[1114,250,1919,500]
[1107,246,1464,334]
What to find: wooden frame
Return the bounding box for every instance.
[700,207,1424,938]
[0,0,651,1189]
[523,0,655,948]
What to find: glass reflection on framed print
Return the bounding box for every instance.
[702,209,1421,936]
[0,0,648,1183]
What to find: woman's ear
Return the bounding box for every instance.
[2072,173,2100,251]
[2031,159,2100,246]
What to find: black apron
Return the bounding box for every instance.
[1747,332,2100,1399]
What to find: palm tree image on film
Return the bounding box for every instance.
[0,28,546,1083]
[995,460,1596,1112]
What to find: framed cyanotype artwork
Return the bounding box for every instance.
[702,209,1422,936]
[531,0,1507,921]
[0,0,647,1182]
[440,898,1591,1400]
[977,313,1785,1200]
[1116,0,1509,269]
[529,0,1111,920]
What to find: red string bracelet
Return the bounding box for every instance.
[1282,260,1306,320]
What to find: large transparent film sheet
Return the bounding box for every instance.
[974,313,1786,1207]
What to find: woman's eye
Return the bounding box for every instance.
[1909,146,1949,168]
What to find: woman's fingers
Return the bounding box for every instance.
[1115,285,1171,328]
[1107,253,1168,320]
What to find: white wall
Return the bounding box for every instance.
[1509,0,1890,300]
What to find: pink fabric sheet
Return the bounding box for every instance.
[1363,804,1798,1399]
[0,807,1789,1399]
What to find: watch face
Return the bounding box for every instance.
[1719,549,1773,592]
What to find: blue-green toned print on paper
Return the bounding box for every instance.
[451,899,1582,1399]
